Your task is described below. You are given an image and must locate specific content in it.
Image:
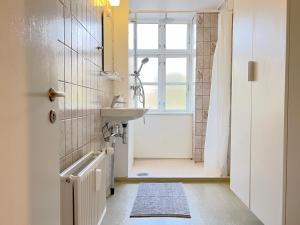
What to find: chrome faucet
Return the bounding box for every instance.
[111,95,126,108]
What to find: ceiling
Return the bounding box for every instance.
[129,0,224,11]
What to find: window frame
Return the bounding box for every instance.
[129,16,195,113]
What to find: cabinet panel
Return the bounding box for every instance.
[286,1,300,224]
[250,0,287,224]
[230,0,253,207]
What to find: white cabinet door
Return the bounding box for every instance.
[286,0,300,224]
[250,0,287,224]
[230,0,254,207]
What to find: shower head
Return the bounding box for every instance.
[141,57,149,65]
[136,57,149,74]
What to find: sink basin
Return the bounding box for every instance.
[100,108,149,123]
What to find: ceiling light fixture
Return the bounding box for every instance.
[109,0,120,7]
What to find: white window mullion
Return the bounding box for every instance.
[187,54,192,112]
[158,56,163,111]
[133,19,138,108]
[161,56,166,111]
[133,17,138,71]
[160,21,167,112]
[187,23,193,112]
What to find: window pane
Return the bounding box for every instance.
[137,24,158,49]
[166,58,187,82]
[137,57,158,83]
[166,85,187,110]
[128,23,134,50]
[138,85,158,109]
[166,24,187,49]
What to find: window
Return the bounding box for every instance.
[166,24,188,50]
[129,15,195,113]
[137,24,159,50]
[166,57,187,110]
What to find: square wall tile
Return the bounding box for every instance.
[71,18,78,51]
[202,110,208,122]
[71,84,78,117]
[197,28,204,42]
[57,43,65,81]
[203,96,210,110]
[65,119,72,155]
[78,54,83,86]
[211,13,218,28]
[201,123,207,136]
[203,69,211,83]
[72,50,78,84]
[60,158,65,172]
[196,96,203,109]
[204,14,211,28]
[59,120,66,158]
[196,70,203,82]
[204,28,211,41]
[58,81,65,120]
[82,116,87,145]
[203,83,211,96]
[71,118,78,151]
[195,110,203,122]
[65,46,72,82]
[57,1,64,43]
[78,86,83,117]
[195,123,201,136]
[78,117,83,148]
[65,154,73,169]
[211,28,218,42]
[197,13,204,27]
[65,83,72,119]
[64,6,72,48]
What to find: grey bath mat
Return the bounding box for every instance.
[130,183,191,218]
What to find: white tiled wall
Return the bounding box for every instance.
[56,0,113,172]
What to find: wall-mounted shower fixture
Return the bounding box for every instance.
[130,57,149,108]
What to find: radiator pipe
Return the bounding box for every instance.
[122,123,128,144]
[110,139,116,195]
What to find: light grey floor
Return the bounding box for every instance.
[102,183,263,225]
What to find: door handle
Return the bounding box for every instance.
[248,61,256,82]
[48,88,65,102]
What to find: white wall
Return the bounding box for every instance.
[134,114,193,158]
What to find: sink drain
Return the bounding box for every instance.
[137,172,149,177]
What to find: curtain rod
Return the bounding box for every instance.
[217,0,227,10]
[217,0,234,10]
[129,9,220,14]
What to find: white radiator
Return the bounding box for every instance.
[60,151,107,225]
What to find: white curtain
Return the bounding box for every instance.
[204,11,233,177]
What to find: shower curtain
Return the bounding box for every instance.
[204,11,233,177]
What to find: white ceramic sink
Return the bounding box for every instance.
[100,108,149,123]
